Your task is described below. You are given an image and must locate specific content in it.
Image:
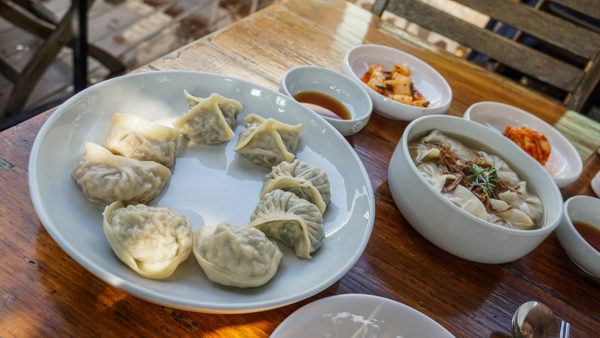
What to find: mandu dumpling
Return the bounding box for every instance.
[73,142,171,204]
[234,114,302,167]
[173,91,243,144]
[193,223,282,288]
[106,113,181,167]
[250,189,324,259]
[262,160,330,214]
[103,201,192,279]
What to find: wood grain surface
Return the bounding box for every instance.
[1,0,599,337]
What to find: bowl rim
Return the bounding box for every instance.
[280,65,373,126]
[401,114,563,236]
[563,195,600,257]
[343,44,453,111]
[464,101,583,184]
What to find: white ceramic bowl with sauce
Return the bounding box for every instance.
[464,101,582,188]
[342,44,452,121]
[280,66,372,136]
[556,196,600,278]
[388,115,563,264]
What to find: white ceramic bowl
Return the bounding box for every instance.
[279,66,372,136]
[388,115,563,263]
[272,294,454,337]
[556,196,600,277]
[464,101,582,188]
[342,44,452,121]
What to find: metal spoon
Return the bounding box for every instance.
[512,301,571,338]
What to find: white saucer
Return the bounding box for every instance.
[272,294,454,337]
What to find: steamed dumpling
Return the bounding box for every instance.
[193,223,282,288]
[106,113,181,167]
[73,142,171,204]
[497,181,543,228]
[250,189,324,259]
[234,114,302,167]
[416,162,457,192]
[262,160,330,214]
[445,185,488,220]
[173,91,243,144]
[421,129,475,161]
[103,201,192,279]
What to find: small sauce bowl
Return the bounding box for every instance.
[280,66,372,136]
[556,195,600,278]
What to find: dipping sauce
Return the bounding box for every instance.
[573,221,600,252]
[293,91,351,120]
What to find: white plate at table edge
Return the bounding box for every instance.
[271,294,455,337]
[463,101,582,188]
[28,70,376,313]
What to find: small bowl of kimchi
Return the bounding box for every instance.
[342,44,452,121]
[464,101,582,188]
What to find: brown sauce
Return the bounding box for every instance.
[573,221,600,252]
[293,91,351,120]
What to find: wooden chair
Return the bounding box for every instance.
[0,0,125,117]
[372,0,600,111]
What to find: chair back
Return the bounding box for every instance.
[372,0,600,110]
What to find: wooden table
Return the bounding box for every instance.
[1,0,599,336]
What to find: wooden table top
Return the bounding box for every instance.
[1,0,599,336]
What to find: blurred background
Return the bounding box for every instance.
[0,0,598,129]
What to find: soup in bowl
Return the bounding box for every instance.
[388,115,563,263]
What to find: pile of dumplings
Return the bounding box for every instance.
[72,90,331,288]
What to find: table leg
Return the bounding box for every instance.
[73,0,88,92]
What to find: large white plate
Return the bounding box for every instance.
[28,71,375,313]
[272,294,455,337]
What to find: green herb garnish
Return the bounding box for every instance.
[465,163,498,196]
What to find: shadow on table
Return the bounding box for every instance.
[351,187,505,334]
[33,223,333,336]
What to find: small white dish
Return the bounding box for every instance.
[271,294,454,338]
[388,115,563,264]
[341,44,452,121]
[279,66,372,136]
[556,196,600,278]
[464,101,582,188]
[28,71,376,313]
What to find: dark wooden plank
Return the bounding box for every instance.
[567,53,600,111]
[456,0,600,59]
[0,54,19,82]
[0,109,51,170]
[381,0,584,91]
[562,150,600,199]
[88,0,173,43]
[551,0,600,21]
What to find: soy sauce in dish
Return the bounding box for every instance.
[293,91,351,120]
[573,221,600,252]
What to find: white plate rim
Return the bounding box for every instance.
[271,293,455,337]
[463,101,583,187]
[27,70,376,313]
